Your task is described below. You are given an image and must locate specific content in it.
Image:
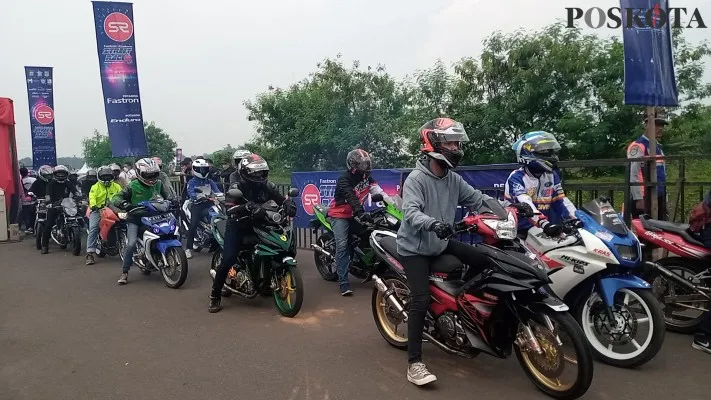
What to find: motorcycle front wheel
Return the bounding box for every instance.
[273,265,303,318]
[515,309,594,399]
[35,222,44,250]
[70,226,81,256]
[160,247,188,289]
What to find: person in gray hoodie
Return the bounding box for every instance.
[396,118,496,386]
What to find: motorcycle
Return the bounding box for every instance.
[521,197,665,368]
[209,187,304,318]
[95,206,128,258]
[45,198,83,256]
[180,188,225,252]
[120,199,188,288]
[310,193,402,282]
[369,198,593,399]
[32,195,48,250]
[631,215,711,333]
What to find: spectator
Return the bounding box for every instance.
[627,111,668,219]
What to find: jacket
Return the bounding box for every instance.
[226,178,285,207]
[112,179,172,207]
[46,180,79,204]
[505,167,577,229]
[187,176,221,201]
[22,176,37,205]
[28,179,48,198]
[396,159,491,257]
[328,171,390,219]
[627,135,666,200]
[89,181,123,209]
[158,171,176,199]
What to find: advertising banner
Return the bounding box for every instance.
[91,1,149,157]
[24,66,57,166]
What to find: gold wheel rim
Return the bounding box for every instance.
[375,279,408,343]
[519,324,575,392]
[279,272,296,308]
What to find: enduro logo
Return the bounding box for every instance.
[104,12,134,42]
[32,104,54,125]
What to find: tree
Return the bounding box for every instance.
[82,121,177,168]
[210,145,236,167]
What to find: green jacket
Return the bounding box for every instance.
[112,178,172,207]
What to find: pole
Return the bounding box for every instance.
[646,107,658,220]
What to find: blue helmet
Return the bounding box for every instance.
[512,131,561,173]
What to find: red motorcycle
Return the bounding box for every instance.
[95,206,128,259]
[631,216,711,333]
[369,199,593,399]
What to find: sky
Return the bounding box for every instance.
[1,0,709,159]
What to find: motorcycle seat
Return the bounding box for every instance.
[640,216,705,247]
[378,236,463,273]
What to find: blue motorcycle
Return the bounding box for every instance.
[522,197,665,368]
[118,199,189,289]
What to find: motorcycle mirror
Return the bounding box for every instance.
[227,188,243,199]
[371,193,384,203]
[288,188,299,198]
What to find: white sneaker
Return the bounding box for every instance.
[407,362,437,386]
[185,249,193,259]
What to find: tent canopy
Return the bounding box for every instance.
[76,162,90,175]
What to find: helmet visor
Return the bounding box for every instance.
[141,171,160,184]
[194,166,210,177]
[526,132,561,153]
[431,122,469,145]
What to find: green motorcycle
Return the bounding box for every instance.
[209,187,304,318]
[309,194,402,282]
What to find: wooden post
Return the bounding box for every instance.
[646,107,659,220]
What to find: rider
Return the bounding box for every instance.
[185,159,223,259]
[68,170,81,196]
[228,149,252,185]
[20,167,37,233]
[81,169,98,197]
[110,163,128,187]
[112,158,173,285]
[505,131,577,237]
[152,156,176,199]
[40,165,79,254]
[85,166,122,265]
[396,118,496,386]
[208,153,296,313]
[28,165,53,199]
[328,149,391,296]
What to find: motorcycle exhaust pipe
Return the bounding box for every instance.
[646,261,711,299]
[311,244,333,258]
[373,274,408,321]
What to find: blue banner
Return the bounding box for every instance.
[92,1,149,157]
[24,66,57,167]
[620,0,679,106]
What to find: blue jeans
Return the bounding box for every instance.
[122,222,140,273]
[86,210,101,253]
[332,217,351,287]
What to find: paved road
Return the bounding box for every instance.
[1,239,710,400]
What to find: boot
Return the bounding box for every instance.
[41,247,48,254]
[208,296,222,313]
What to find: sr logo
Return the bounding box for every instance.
[32,104,54,125]
[104,12,134,42]
[301,184,321,216]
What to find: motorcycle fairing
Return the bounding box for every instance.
[597,275,652,306]
[576,208,641,268]
[156,239,182,254]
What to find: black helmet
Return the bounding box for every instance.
[239,154,269,183]
[97,166,114,185]
[346,149,372,177]
[68,170,79,183]
[53,165,70,183]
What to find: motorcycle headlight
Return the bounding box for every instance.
[615,244,638,260]
[270,212,282,223]
[64,206,78,216]
[482,212,517,240]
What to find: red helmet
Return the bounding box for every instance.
[419,118,469,168]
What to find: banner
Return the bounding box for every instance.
[92,1,149,157]
[24,66,57,166]
[620,0,679,106]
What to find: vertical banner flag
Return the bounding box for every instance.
[91,1,149,157]
[620,0,679,106]
[24,66,57,166]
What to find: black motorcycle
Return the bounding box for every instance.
[47,198,83,256]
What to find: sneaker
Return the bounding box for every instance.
[117,273,128,285]
[340,283,353,296]
[208,296,222,313]
[407,362,437,386]
[185,249,193,259]
[692,335,711,354]
[85,253,95,265]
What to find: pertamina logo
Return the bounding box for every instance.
[301,184,321,215]
[33,104,54,125]
[104,12,134,42]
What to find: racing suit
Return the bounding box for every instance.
[627,135,667,218]
[504,167,577,231]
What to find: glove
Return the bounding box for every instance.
[430,222,454,239]
[541,220,564,237]
[355,212,373,224]
[512,203,534,218]
[570,219,584,229]
[283,199,297,217]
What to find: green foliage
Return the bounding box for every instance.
[82,122,177,168]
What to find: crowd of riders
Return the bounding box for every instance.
[16,113,711,387]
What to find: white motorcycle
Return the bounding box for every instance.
[180,188,225,252]
[521,197,665,368]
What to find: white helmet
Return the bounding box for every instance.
[232,149,252,168]
[135,158,160,186]
[192,159,210,179]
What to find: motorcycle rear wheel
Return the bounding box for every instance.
[273,265,303,318]
[371,272,409,350]
[515,310,594,399]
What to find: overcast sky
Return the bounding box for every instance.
[1,0,708,159]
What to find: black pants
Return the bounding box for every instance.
[41,208,60,249]
[211,219,251,298]
[22,204,36,230]
[401,240,493,364]
[186,201,212,249]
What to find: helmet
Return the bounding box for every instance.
[191,159,210,179]
[152,157,163,170]
[239,154,269,183]
[134,158,160,186]
[68,170,79,183]
[109,163,121,178]
[346,149,372,177]
[232,149,252,167]
[97,166,114,185]
[38,165,54,182]
[28,169,38,178]
[53,165,70,183]
[512,131,561,174]
[419,118,469,168]
[86,169,98,183]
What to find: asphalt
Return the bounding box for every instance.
[1,238,710,400]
